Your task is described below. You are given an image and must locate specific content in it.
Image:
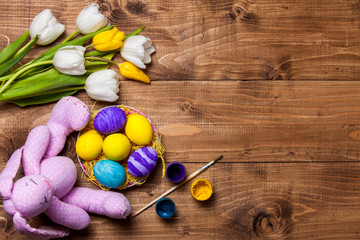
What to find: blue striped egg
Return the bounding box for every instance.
[127,147,158,177]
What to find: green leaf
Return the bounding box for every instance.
[9,90,78,107]
[84,50,115,57]
[33,25,115,63]
[85,62,112,73]
[0,31,29,65]
[0,67,86,101]
[125,26,146,39]
[85,52,116,73]
[0,35,38,77]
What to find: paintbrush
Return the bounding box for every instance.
[131,155,223,218]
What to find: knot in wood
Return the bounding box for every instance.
[254,211,281,237]
[179,101,197,112]
[250,199,296,238]
[229,5,245,21]
[126,0,148,15]
[252,202,293,239]
[229,3,257,25]
[96,0,112,18]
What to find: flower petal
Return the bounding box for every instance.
[123,35,147,48]
[143,52,151,64]
[53,46,86,75]
[85,87,119,102]
[29,9,65,45]
[76,3,107,35]
[121,53,146,69]
[85,69,120,102]
[145,45,155,55]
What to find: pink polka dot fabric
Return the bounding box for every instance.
[40,156,77,199]
[0,97,132,239]
[23,126,50,175]
[45,196,90,230]
[45,96,91,158]
[62,187,131,219]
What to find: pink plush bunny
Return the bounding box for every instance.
[0,96,131,239]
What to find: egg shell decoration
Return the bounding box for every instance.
[125,114,153,146]
[93,160,127,188]
[93,107,127,134]
[127,147,158,178]
[103,133,131,161]
[75,130,103,161]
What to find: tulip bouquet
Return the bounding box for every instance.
[0,3,155,106]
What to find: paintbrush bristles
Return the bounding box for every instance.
[131,155,223,218]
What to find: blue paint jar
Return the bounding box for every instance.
[155,198,176,219]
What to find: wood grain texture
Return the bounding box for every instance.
[1,0,360,80]
[2,81,360,164]
[1,0,360,239]
[3,162,360,239]
[1,81,360,239]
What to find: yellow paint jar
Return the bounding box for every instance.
[190,178,213,201]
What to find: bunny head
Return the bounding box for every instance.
[10,175,54,218]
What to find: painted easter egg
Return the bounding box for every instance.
[103,133,131,161]
[93,160,126,188]
[125,114,153,146]
[127,147,158,177]
[76,130,103,161]
[93,107,127,134]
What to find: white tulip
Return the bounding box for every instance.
[76,3,108,35]
[120,35,155,69]
[29,9,65,45]
[53,45,86,75]
[85,69,120,102]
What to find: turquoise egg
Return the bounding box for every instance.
[94,160,126,188]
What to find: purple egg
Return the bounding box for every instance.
[93,107,127,134]
[127,147,158,177]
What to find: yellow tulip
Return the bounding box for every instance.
[92,27,125,51]
[119,61,150,83]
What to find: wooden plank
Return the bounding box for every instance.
[1,0,360,81]
[1,81,360,163]
[2,162,360,239]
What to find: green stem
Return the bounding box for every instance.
[0,73,13,83]
[61,30,79,43]
[0,60,53,94]
[85,43,93,49]
[85,56,120,66]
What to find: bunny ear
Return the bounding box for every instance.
[0,147,23,199]
[13,212,69,239]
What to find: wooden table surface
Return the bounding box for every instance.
[2,0,360,239]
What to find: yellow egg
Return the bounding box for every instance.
[76,130,103,161]
[103,133,131,161]
[125,114,153,146]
